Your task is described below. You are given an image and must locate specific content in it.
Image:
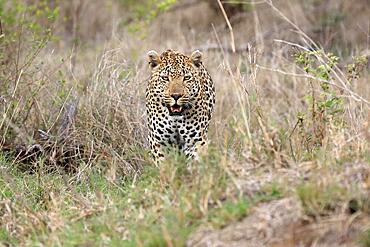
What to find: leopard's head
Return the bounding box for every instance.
[147,50,203,116]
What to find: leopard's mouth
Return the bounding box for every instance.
[168,104,184,116]
[166,102,192,116]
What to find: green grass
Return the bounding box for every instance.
[296,182,347,217]
[207,197,250,228]
[2,147,366,246]
[359,228,370,247]
[1,149,276,246]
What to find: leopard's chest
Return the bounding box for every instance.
[151,110,204,149]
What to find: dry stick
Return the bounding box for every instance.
[69,45,79,84]
[256,64,340,85]
[69,140,94,183]
[47,87,74,133]
[195,43,249,53]
[217,0,236,53]
[34,99,48,131]
[211,24,227,60]
[58,100,79,137]
[253,3,264,48]
[1,98,37,150]
[274,39,309,51]
[288,118,302,162]
[223,0,266,4]
[12,69,23,98]
[161,224,174,247]
[0,69,24,142]
[0,20,3,38]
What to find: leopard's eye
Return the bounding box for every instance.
[161,75,169,81]
[184,75,191,81]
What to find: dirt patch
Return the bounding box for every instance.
[187,197,368,247]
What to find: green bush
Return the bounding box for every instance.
[0,0,59,145]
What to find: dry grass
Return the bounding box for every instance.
[1,0,370,246]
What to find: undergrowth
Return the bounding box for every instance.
[0,149,267,246]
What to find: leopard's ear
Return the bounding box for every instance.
[190,50,202,67]
[147,50,161,69]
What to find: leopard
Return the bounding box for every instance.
[145,49,215,163]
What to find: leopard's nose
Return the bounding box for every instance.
[171,93,182,101]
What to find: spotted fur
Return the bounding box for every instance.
[146,49,215,163]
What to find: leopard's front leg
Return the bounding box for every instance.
[148,134,165,166]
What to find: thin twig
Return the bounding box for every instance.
[217,0,236,53]
[12,69,23,98]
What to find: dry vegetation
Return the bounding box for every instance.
[1,0,370,246]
